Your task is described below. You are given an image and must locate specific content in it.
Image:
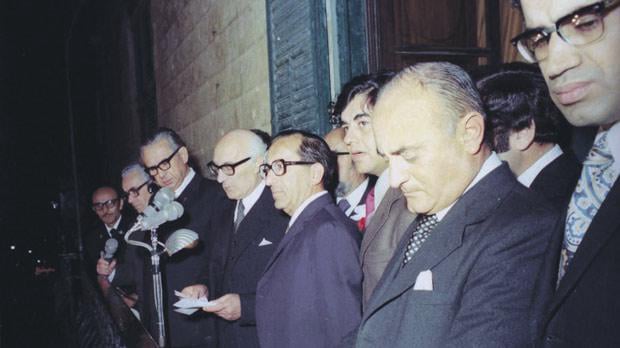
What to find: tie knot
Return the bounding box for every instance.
[418,214,439,229]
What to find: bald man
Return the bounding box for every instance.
[325,128,374,222]
[183,129,288,348]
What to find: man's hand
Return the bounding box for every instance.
[96,257,116,276]
[203,293,241,321]
[181,284,209,299]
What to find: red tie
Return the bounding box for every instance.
[365,187,376,219]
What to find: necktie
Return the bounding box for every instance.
[109,228,118,238]
[403,214,439,266]
[234,201,245,232]
[559,131,618,281]
[337,199,351,214]
[365,187,376,221]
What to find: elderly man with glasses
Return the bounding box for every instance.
[140,127,228,348]
[182,129,287,348]
[513,0,620,346]
[254,130,362,348]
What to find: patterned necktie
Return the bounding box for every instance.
[234,201,245,232]
[559,131,618,281]
[337,199,351,214]
[365,187,376,221]
[403,214,439,266]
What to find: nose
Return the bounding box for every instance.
[264,171,274,187]
[544,33,581,80]
[343,127,353,146]
[388,158,407,189]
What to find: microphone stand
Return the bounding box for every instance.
[149,228,166,348]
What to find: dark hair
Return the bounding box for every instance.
[476,63,563,152]
[141,127,186,151]
[330,71,396,125]
[272,129,337,194]
[250,128,272,147]
[512,0,521,9]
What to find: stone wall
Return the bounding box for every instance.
[150,0,272,167]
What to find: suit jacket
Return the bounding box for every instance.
[530,152,581,212]
[142,173,227,348]
[535,178,620,347]
[360,187,415,307]
[256,193,362,348]
[208,187,288,348]
[353,164,558,348]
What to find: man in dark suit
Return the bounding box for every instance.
[338,73,416,306]
[182,129,287,348]
[141,128,226,347]
[256,130,362,348]
[348,62,558,347]
[324,127,375,223]
[513,1,620,345]
[477,63,580,211]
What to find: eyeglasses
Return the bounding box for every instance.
[333,151,350,156]
[92,198,120,212]
[123,180,150,199]
[259,159,315,178]
[511,0,620,63]
[206,157,251,178]
[145,146,181,176]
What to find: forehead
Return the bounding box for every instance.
[93,188,117,202]
[122,171,143,188]
[521,0,595,26]
[268,136,301,160]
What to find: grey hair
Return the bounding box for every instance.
[121,163,151,182]
[141,127,186,154]
[384,62,486,133]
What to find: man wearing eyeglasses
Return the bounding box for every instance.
[182,129,287,348]
[513,0,620,346]
[140,127,227,348]
[255,130,362,348]
[324,127,375,223]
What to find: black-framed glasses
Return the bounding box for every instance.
[92,198,120,212]
[511,0,620,63]
[259,159,315,178]
[333,151,350,156]
[123,180,150,199]
[145,146,181,176]
[206,157,251,178]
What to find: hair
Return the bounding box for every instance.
[141,127,186,153]
[121,163,151,182]
[272,129,337,194]
[476,63,563,152]
[331,71,396,125]
[250,128,272,148]
[384,62,485,135]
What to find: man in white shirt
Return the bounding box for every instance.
[349,62,557,347]
[477,64,581,210]
[338,73,416,306]
[324,127,374,222]
[514,0,620,345]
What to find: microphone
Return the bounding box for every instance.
[102,238,119,261]
[125,187,185,232]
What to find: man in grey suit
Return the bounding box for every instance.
[338,73,416,306]
[256,130,362,348]
[514,1,620,345]
[351,62,558,347]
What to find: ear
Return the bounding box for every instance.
[310,163,325,186]
[179,146,189,164]
[510,121,536,151]
[461,112,485,154]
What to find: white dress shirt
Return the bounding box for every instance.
[518,144,563,188]
[174,167,196,198]
[336,178,370,220]
[236,181,266,221]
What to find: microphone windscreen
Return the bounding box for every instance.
[152,187,174,209]
[103,238,119,259]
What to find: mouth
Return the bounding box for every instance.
[553,82,591,106]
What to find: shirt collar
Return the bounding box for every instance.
[606,122,620,173]
[174,167,196,198]
[105,216,122,236]
[518,144,563,188]
[287,191,328,229]
[236,181,266,220]
[337,178,369,216]
[435,152,503,221]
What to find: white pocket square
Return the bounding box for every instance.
[258,238,273,246]
[413,270,433,291]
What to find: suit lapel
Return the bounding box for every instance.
[549,179,620,314]
[230,189,272,260]
[363,165,517,321]
[360,188,400,258]
[261,194,330,275]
